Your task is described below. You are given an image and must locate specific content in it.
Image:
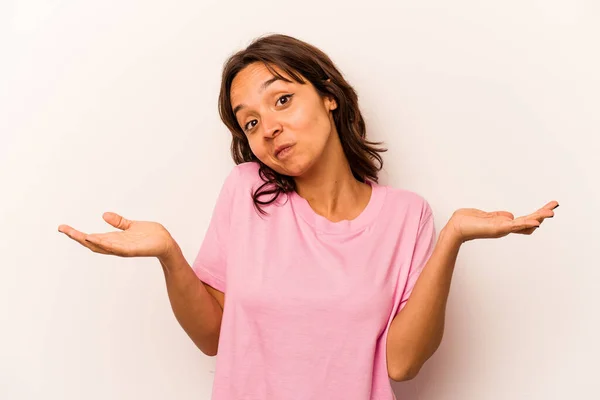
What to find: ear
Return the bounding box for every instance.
[324,95,338,111]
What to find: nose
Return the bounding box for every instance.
[261,112,282,139]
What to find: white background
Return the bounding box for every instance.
[1,1,599,399]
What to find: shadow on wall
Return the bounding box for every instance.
[391,379,419,399]
[391,263,476,400]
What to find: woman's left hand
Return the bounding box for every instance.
[447,200,559,243]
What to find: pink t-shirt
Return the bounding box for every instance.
[192,162,436,400]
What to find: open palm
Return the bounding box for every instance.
[448,200,559,242]
[58,212,175,259]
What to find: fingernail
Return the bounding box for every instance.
[553,204,560,210]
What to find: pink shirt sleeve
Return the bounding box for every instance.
[398,202,437,311]
[191,167,239,292]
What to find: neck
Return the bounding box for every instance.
[293,134,372,222]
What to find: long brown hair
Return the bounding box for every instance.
[218,33,386,214]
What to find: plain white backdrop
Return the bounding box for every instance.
[1,0,598,399]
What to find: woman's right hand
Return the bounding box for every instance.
[58,212,178,260]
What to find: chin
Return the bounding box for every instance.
[271,164,305,177]
[263,157,314,178]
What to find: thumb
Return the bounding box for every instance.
[102,212,132,230]
[491,211,515,220]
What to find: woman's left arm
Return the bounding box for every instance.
[386,201,559,382]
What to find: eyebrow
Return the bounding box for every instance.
[232,76,284,116]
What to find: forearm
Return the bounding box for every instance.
[387,226,462,380]
[158,245,223,356]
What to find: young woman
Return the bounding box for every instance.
[58,34,558,399]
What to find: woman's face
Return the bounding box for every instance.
[230,62,337,177]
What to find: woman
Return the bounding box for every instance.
[58,34,558,399]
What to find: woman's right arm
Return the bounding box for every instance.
[158,244,224,356]
[58,211,225,357]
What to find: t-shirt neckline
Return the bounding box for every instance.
[289,181,386,234]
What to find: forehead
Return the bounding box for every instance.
[230,63,301,106]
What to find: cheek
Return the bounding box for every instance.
[247,136,278,169]
[247,137,266,158]
[287,103,332,147]
[287,102,319,131]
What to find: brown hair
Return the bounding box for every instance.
[218,33,386,214]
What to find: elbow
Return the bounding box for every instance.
[193,324,221,357]
[199,343,218,357]
[388,362,422,382]
[194,335,220,357]
[203,349,218,357]
[388,337,443,381]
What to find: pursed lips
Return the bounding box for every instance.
[274,143,294,159]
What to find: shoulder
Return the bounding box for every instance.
[231,161,261,178]
[380,185,433,223]
[222,161,262,191]
[218,162,266,208]
[221,162,292,215]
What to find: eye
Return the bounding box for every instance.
[276,94,293,106]
[242,94,294,133]
[244,119,257,132]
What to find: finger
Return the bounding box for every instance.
[522,207,555,224]
[83,239,114,255]
[508,217,540,232]
[542,201,560,211]
[514,226,538,235]
[85,235,117,254]
[537,209,555,221]
[494,219,532,236]
[59,224,90,244]
[102,212,132,231]
[85,235,130,257]
[58,225,112,255]
[491,211,515,220]
[530,202,558,218]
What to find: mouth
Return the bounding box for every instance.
[274,143,295,160]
